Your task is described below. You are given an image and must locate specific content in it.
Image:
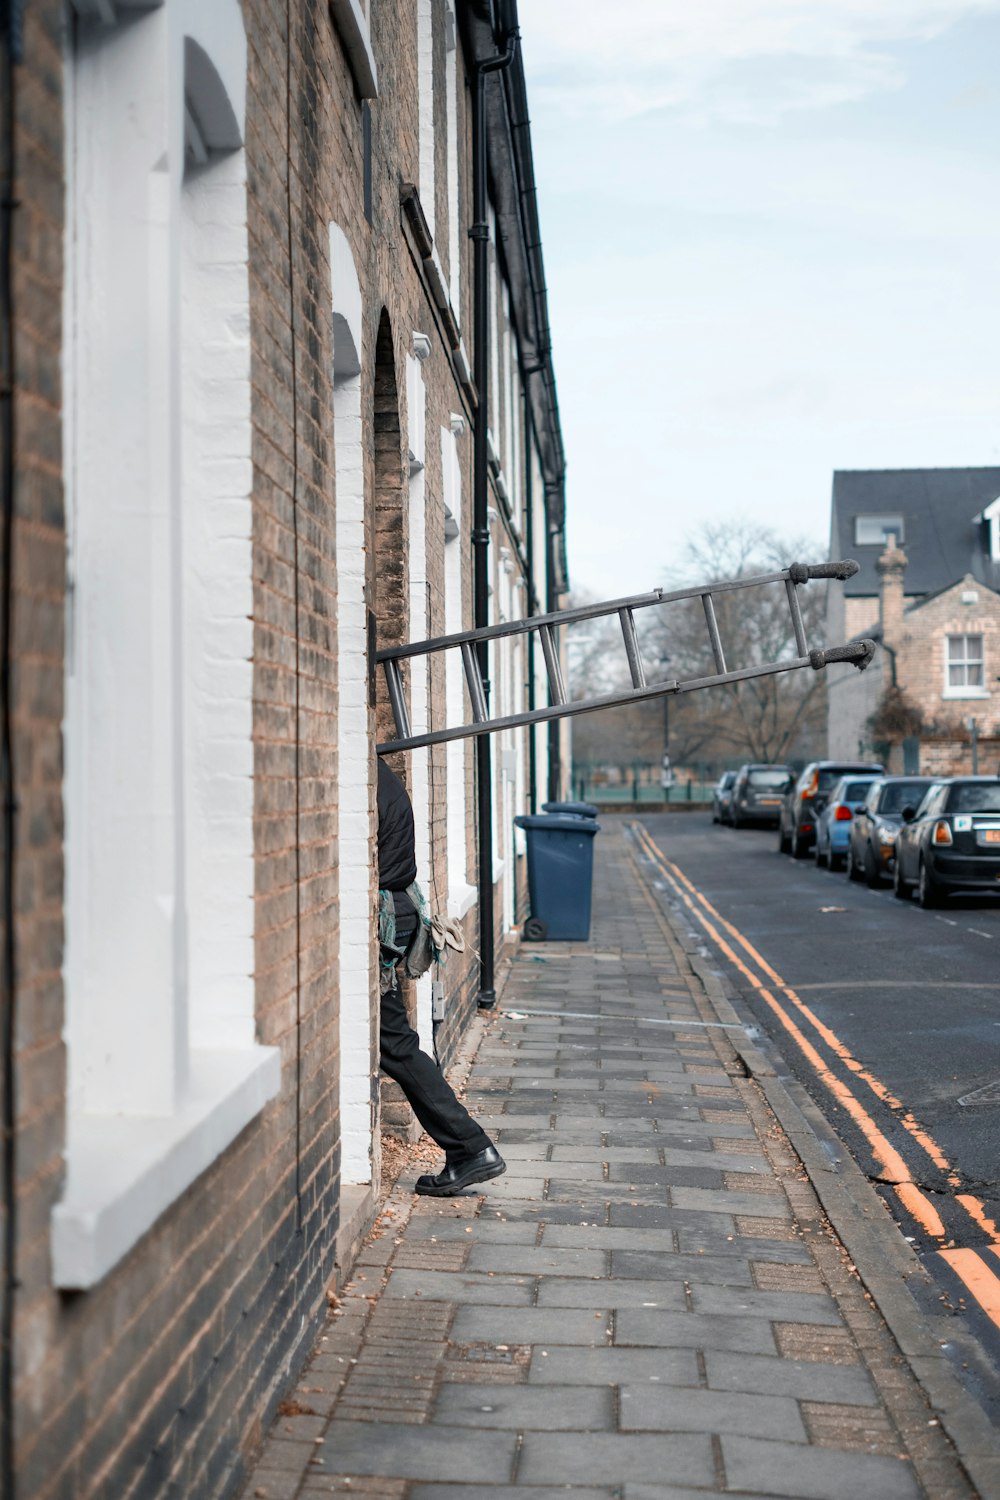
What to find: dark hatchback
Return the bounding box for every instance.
[846,775,934,887]
[729,764,793,828]
[778,759,883,859]
[894,777,1000,907]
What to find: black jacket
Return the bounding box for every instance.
[377,760,417,897]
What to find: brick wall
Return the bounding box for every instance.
[7,0,547,1494]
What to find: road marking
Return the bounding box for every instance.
[968,928,994,939]
[631,822,1000,1256]
[939,1249,1000,1333]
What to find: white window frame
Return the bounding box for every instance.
[944,632,988,699]
[854,514,904,546]
[442,419,477,920]
[329,0,378,99]
[57,0,278,1292]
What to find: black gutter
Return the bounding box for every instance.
[0,8,21,1494]
[470,21,517,1010]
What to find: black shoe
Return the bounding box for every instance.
[414,1145,507,1197]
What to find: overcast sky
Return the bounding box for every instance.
[520,1,1000,597]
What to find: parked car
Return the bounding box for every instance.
[894,777,1000,907]
[814,775,879,870]
[778,759,883,858]
[730,764,793,828]
[712,771,737,824]
[846,776,934,887]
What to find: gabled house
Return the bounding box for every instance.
[825,469,1000,772]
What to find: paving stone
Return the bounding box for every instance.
[615,1309,777,1356]
[468,1245,608,1278]
[608,1204,735,1234]
[383,1269,532,1306]
[315,1421,516,1482]
[671,1186,791,1219]
[720,1435,921,1500]
[542,1225,676,1252]
[432,1381,614,1430]
[411,1489,615,1499]
[450,1305,612,1346]
[619,1384,807,1440]
[705,1351,878,1405]
[537,1278,687,1311]
[516,1431,714,1487]
[528,1344,699,1388]
[406,1219,538,1245]
[692,1284,841,1325]
[607,1163,726,1189]
[611,1249,755,1286]
[545,1181,669,1205]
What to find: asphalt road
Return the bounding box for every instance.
[633,810,1000,1402]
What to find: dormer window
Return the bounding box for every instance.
[855,514,904,546]
[982,497,1000,562]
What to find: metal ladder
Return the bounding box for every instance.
[375,558,875,755]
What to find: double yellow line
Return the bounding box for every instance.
[631,820,1000,1333]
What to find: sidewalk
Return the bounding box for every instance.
[242,821,975,1500]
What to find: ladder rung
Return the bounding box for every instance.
[785,578,809,657]
[539,625,566,705]
[618,608,646,688]
[461,641,489,722]
[702,593,727,674]
[383,659,412,740]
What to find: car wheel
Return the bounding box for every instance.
[864,846,881,888]
[732,812,742,830]
[917,860,943,910]
[846,845,860,882]
[829,851,845,872]
[892,859,910,900]
[778,821,790,855]
[814,838,827,867]
[791,828,809,859]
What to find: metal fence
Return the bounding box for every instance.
[572,770,714,806]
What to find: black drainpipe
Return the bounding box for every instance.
[523,392,536,814]
[470,23,516,1009]
[0,8,21,1495]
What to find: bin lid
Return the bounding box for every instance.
[514,814,600,835]
[541,800,600,818]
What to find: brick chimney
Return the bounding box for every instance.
[876,533,907,649]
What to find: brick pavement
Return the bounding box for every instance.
[242,822,974,1499]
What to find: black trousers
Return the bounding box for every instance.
[379,913,491,1160]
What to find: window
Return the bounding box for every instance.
[57,0,277,1291]
[945,633,986,695]
[854,514,904,546]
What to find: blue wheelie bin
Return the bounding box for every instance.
[541,800,600,820]
[513,812,600,941]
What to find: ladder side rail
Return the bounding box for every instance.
[373,561,859,666]
[383,659,412,741]
[618,608,647,688]
[460,641,489,723]
[784,578,809,658]
[701,593,727,674]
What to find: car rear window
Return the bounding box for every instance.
[817,767,875,791]
[842,781,873,801]
[948,784,1000,814]
[878,781,931,815]
[748,769,790,788]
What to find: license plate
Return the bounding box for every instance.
[980,829,1000,844]
[759,798,780,806]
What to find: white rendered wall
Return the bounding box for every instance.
[406,351,434,1052]
[442,420,476,919]
[417,0,435,240]
[444,1,460,314]
[330,223,373,1187]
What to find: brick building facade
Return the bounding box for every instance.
[825,470,1000,772]
[0,2,567,1495]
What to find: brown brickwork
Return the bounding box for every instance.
[4,2,563,1496]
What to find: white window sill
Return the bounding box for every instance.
[447,881,477,921]
[942,688,990,700]
[52,1044,281,1291]
[328,0,378,98]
